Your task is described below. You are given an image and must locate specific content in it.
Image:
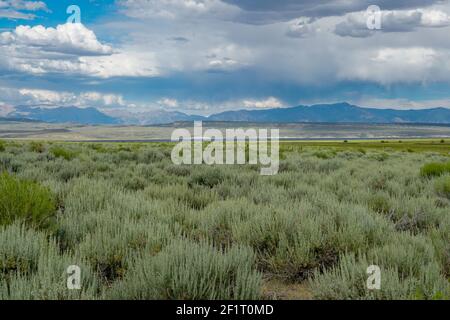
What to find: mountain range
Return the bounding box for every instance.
[9,106,119,125]
[3,103,450,125]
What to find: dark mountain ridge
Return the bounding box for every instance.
[208,103,450,124]
[3,102,450,125]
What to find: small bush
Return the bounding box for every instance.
[420,162,450,178]
[29,141,45,153]
[357,148,367,155]
[50,147,77,161]
[368,193,392,214]
[188,168,225,188]
[0,172,56,227]
[106,240,262,300]
[137,149,165,163]
[435,176,450,199]
[313,151,335,160]
[0,223,99,300]
[122,175,147,191]
[166,165,191,177]
[0,140,5,152]
[375,153,389,162]
[310,252,449,300]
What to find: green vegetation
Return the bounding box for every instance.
[29,141,45,153]
[0,139,449,300]
[420,162,450,178]
[435,176,450,199]
[0,172,56,228]
[50,146,78,161]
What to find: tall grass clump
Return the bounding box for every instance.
[434,176,450,198]
[29,141,45,153]
[50,146,77,161]
[0,224,99,300]
[188,167,225,188]
[0,172,56,227]
[310,234,450,300]
[0,223,45,276]
[420,162,450,178]
[106,240,262,300]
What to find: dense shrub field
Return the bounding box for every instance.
[0,140,449,300]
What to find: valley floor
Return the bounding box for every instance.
[2,121,450,141]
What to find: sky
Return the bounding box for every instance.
[1,0,450,116]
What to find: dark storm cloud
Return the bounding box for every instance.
[222,0,444,23]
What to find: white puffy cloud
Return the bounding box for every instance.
[77,51,158,78]
[1,87,128,109]
[335,9,450,37]
[243,97,283,109]
[0,23,158,78]
[0,24,113,55]
[19,88,76,105]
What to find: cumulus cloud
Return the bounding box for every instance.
[335,9,450,37]
[77,51,158,78]
[0,87,128,109]
[18,88,76,105]
[0,23,158,78]
[0,24,113,55]
[243,97,283,109]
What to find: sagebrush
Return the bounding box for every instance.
[0,140,449,300]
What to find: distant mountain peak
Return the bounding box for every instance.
[9,105,119,125]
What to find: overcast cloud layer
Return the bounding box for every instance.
[1,0,450,114]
